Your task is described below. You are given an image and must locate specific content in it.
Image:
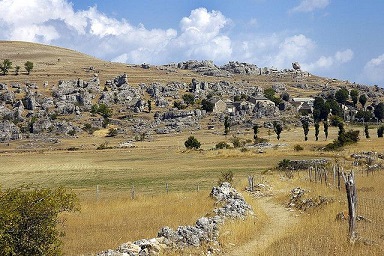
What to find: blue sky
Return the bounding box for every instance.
[0,0,383,87]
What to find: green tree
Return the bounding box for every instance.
[264,88,281,106]
[335,88,349,105]
[253,125,259,141]
[359,94,367,109]
[378,126,384,138]
[350,89,359,107]
[273,121,283,140]
[313,97,330,121]
[224,116,231,135]
[314,122,320,141]
[0,186,78,255]
[0,59,12,75]
[201,99,214,112]
[182,93,195,106]
[364,124,370,139]
[184,136,201,149]
[147,100,152,113]
[326,99,343,117]
[355,109,373,122]
[24,61,34,75]
[323,121,329,140]
[373,102,384,121]
[301,118,309,141]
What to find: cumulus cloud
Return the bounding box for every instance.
[303,49,354,71]
[362,54,384,84]
[291,0,330,13]
[0,1,234,64]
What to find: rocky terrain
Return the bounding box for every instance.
[0,41,384,150]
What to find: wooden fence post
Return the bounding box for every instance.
[342,170,357,243]
[248,175,254,191]
[131,185,135,200]
[166,183,169,194]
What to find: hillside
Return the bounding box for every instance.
[1,41,384,256]
[0,41,383,151]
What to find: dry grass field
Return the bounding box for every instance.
[1,41,384,255]
[1,123,383,255]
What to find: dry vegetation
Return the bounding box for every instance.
[0,41,384,255]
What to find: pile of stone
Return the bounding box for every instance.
[96,182,253,256]
[287,187,332,211]
[280,159,329,171]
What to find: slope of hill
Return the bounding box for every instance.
[0,41,383,151]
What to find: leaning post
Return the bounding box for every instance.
[342,170,357,243]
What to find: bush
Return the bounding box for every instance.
[230,136,245,148]
[0,186,78,255]
[278,159,291,170]
[216,141,230,149]
[96,142,113,150]
[107,128,118,137]
[294,144,304,151]
[218,170,233,185]
[184,136,201,149]
[325,129,360,151]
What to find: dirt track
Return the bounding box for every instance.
[227,196,298,255]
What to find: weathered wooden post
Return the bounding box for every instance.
[96,185,100,199]
[166,183,169,194]
[131,185,135,200]
[248,175,254,191]
[308,166,313,182]
[333,165,336,187]
[342,170,357,243]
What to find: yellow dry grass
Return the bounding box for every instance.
[61,191,214,255]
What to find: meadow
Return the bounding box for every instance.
[1,124,384,255]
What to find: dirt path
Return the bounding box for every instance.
[226,196,298,256]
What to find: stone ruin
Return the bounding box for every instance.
[97,182,253,256]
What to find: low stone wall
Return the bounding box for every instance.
[96,182,253,256]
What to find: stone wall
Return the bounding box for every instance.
[96,182,253,256]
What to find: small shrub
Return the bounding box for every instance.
[67,147,79,151]
[216,141,230,149]
[184,136,201,149]
[96,142,112,150]
[230,136,245,148]
[218,170,234,185]
[107,128,118,137]
[294,144,304,151]
[278,159,291,170]
[68,129,76,136]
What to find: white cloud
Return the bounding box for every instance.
[303,49,354,72]
[362,54,384,84]
[291,0,330,13]
[335,49,354,63]
[272,34,316,68]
